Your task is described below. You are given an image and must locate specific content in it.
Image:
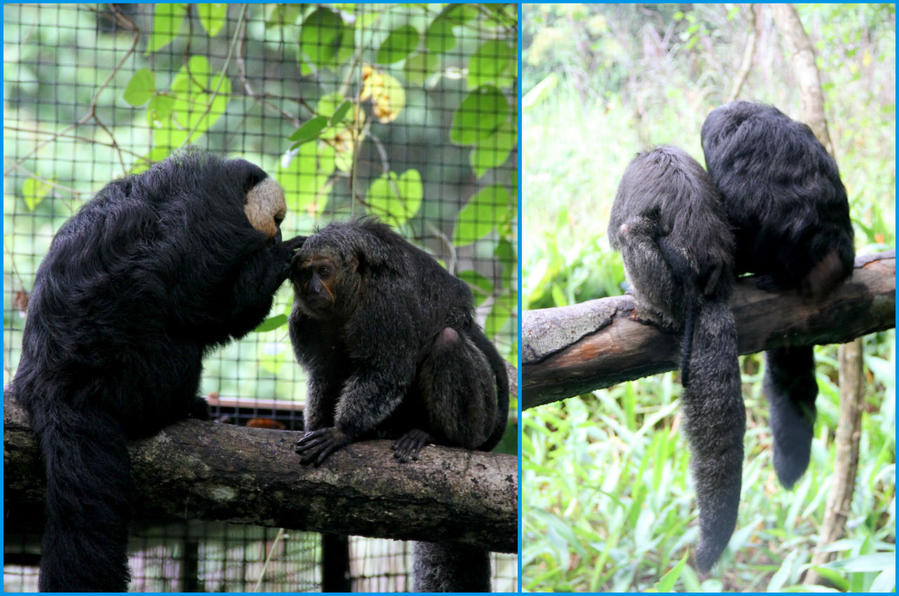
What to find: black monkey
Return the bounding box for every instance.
[288,218,509,592]
[701,102,855,490]
[608,145,744,572]
[11,151,304,592]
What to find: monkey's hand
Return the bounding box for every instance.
[282,234,307,252]
[294,427,352,466]
[391,429,435,463]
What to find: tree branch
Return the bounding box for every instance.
[523,251,895,409]
[3,400,517,554]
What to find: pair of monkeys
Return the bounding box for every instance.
[12,150,507,592]
[609,101,855,571]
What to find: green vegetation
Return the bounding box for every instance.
[522,4,894,591]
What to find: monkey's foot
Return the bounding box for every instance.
[294,427,351,466]
[392,429,434,462]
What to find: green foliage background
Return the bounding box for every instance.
[522,4,894,592]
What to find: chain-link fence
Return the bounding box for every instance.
[4,3,518,591]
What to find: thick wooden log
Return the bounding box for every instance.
[3,400,517,553]
[523,251,895,409]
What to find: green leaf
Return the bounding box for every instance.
[123,68,156,106]
[453,184,511,245]
[456,270,494,307]
[425,16,455,53]
[147,94,174,124]
[366,169,422,226]
[485,291,515,338]
[197,4,227,37]
[146,4,186,55]
[22,177,53,211]
[265,4,301,27]
[403,51,438,86]
[254,313,288,332]
[654,553,688,592]
[471,116,516,177]
[376,24,419,64]
[299,7,345,70]
[289,116,329,147]
[468,40,515,89]
[159,55,230,147]
[329,100,353,126]
[277,143,336,215]
[450,86,510,146]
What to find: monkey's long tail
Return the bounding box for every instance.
[30,399,132,592]
[412,541,491,592]
[763,346,817,488]
[681,299,744,573]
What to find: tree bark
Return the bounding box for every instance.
[523,251,894,409]
[3,400,517,554]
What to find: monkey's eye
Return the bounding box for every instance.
[317,265,331,278]
[274,212,285,226]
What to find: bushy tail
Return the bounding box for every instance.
[680,299,744,572]
[763,346,818,488]
[30,400,132,592]
[412,541,491,592]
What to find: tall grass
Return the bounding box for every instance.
[522,6,895,591]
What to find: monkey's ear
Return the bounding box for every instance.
[245,177,287,239]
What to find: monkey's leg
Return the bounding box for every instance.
[681,300,745,572]
[763,346,817,488]
[297,363,413,465]
[394,328,497,462]
[616,218,683,330]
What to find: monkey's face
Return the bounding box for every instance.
[292,254,343,318]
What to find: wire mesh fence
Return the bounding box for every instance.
[4,3,518,591]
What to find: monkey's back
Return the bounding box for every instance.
[700,102,854,290]
[13,152,274,434]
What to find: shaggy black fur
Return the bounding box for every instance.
[609,146,744,572]
[702,101,855,490]
[11,151,303,592]
[288,219,509,592]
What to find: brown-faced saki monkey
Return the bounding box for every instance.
[609,145,744,572]
[701,102,854,491]
[11,151,305,592]
[288,218,509,592]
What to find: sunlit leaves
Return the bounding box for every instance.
[123,68,156,106]
[471,117,517,177]
[277,143,336,215]
[361,65,405,123]
[453,184,512,245]
[425,16,456,53]
[376,25,420,64]
[289,116,329,147]
[366,169,423,227]
[450,85,510,145]
[146,4,186,55]
[151,55,230,149]
[197,4,227,37]
[468,40,515,89]
[298,7,350,71]
[22,177,53,211]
